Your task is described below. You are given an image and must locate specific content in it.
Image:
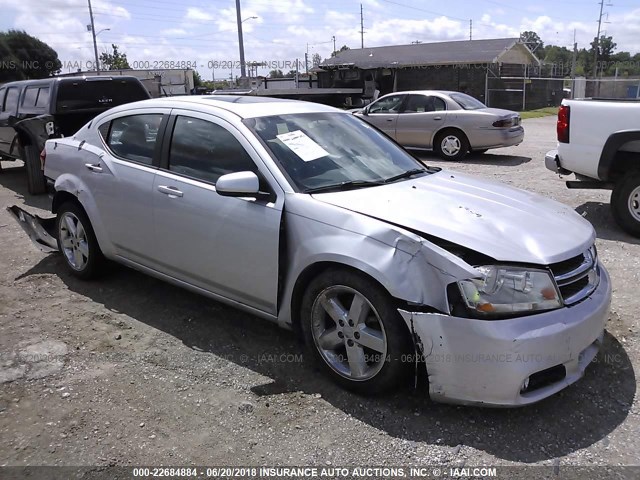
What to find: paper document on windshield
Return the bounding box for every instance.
[276,130,329,162]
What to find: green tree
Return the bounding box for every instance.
[331,45,350,57]
[312,52,322,68]
[543,46,573,76]
[0,30,61,82]
[520,31,544,56]
[192,70,203,88]
[99,44,130,70]
[589,35,617,77]
[268,69,284,78]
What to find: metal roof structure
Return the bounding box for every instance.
[321,38,539,69]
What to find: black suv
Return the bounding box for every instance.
[0,76,151,194]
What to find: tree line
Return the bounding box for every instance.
[520,30,640,77]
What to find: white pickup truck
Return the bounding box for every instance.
[545,98,640,237]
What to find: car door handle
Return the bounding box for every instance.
[85,163,103,173]
[157,185,184,197]
[386,118,394,122]
[433,116,442,120]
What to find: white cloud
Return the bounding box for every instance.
[161,28,188,36]
[185,7,213,22]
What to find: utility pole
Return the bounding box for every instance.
[235,0,247,78]
[332,36,336,55]
[305,43,309,74]
[570,29,577,79]
[592,0,606,79]
[360,4,364,49]
[87,0,100,74]
[469,20,472,41]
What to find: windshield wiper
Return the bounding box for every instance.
[383,168,427,183]
[304,179,385,194]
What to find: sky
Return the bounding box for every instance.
[0,0,639,79]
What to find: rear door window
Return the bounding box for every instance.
[0,88,6,113]
[55,79,150,111]
[106,114,163,165]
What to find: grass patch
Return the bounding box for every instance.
[519,107,559,119]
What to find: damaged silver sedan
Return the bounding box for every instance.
[9,96,611,406]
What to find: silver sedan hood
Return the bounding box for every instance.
[312,171,595,265]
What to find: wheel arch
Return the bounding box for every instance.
[433,126,470,151]
[51,177,114,258]
[289,260,411,340]
[597,130,640,181]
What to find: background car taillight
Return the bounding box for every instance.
[557,105,570,143]
[492,117,518,128]
[39,148,46,169]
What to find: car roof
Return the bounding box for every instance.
[0,75,142,88]
[104,95,342,119]
[381,90,459,96]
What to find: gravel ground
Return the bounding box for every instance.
[0,116,638,470]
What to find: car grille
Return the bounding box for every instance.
[548,246,599,305]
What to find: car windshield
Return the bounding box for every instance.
[245,112,427,192]
[449,92,486,110]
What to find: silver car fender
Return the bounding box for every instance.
[277,194,479,329]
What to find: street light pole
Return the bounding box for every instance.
[235,0,246,78]
[87,0,100,74]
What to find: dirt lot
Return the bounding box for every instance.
[0,116,638,470]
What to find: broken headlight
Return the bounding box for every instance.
[458,266,562,317]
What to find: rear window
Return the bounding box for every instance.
[55,79,151,112]
[450,93,486,110]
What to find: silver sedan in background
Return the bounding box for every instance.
[354,90,524,160]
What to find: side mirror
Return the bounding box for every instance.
[361,106,369,116]
[216,171,267,199]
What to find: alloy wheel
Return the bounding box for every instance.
[310,285,388,381]
[629,185,640,222]
[59,212,89,271]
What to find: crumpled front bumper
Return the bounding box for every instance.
[400,263,611,407]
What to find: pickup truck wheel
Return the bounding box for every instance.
[434,130,469,161]
[300,269,412,394]
[56,202,105,279]
[611,173,640,237]
[24,145,47,195]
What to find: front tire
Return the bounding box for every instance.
[434,129,469,161]
[300,269,412,394]
[611,173,640,237]
[56,202,105,279]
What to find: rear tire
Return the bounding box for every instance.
[434,129,469,161]
[24,144,47,195]
[611,173,640,237]
[56,201,105,279]
[300,268,412,395]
